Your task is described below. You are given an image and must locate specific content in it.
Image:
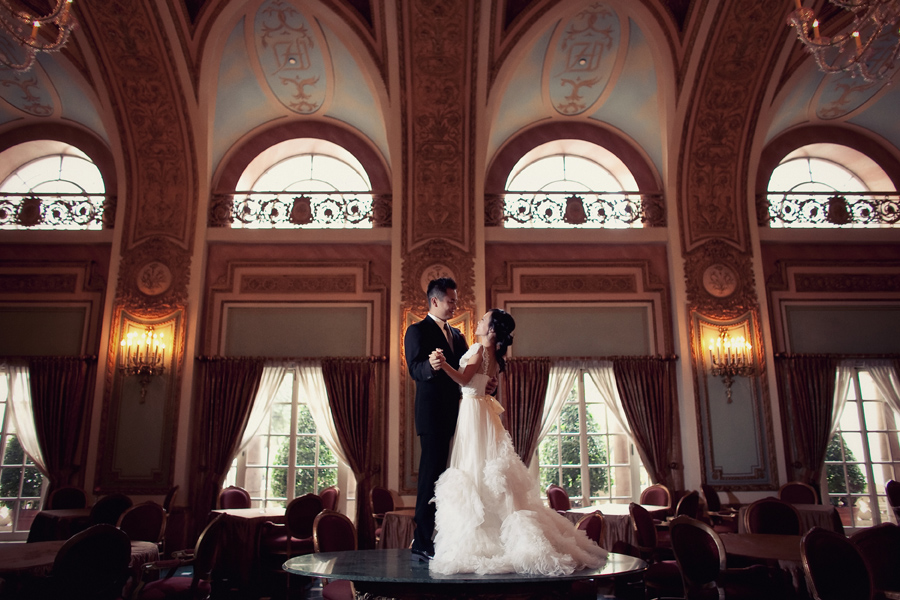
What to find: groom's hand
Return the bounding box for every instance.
[429,349,444,371]
[486,376,498,395]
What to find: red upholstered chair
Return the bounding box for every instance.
[44,524,132,600]
[546,484,571,514]
[319,486,340,512]
[216,485,251,509]
[259,493,323,557]
[657,490,702,546]
[886,480,900,523]
[802,526,874,600]
[312,510,357,600]
[640,483,672,511]
[743,497,802,535]
[135,513,226,600]
[629,502,682,598]
[670,516,774,600]
[117,501,167,545]
[90,493,134,526]
[575,511,605,546]
[370,486,394,544]
[850,522,900,598]
[779,481,819,504]
[47,485,88,510]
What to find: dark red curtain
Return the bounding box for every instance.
[322,358,385,550]
[189,357,264,536]
[27,356,96,496]
[775,355,839,488]
[613,357,679,491]
[502,357,550,466]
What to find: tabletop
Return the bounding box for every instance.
[719,532,803,562]
[284,548,647,583]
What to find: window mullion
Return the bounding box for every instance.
[287,369,299,502]
[577,373,590,505]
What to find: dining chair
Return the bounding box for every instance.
[47,485,88,510]
[701,484,738,534]
[311,510,357,600]
[546,484,571,514]
[743,497,802,535]
[162,485,179,513]
[886,480,900,522]
[575,511,605,546]
[34,523,132,600]
[117,501,167,545]
[257,493,324,596]
[629,502,682,599]
[134,513,226,600]
[778,481,819,504]
[669,515,774,600]
[319,485,340,512]
[802,526,874,600]
[640,483,672,511]
[216,485,251,509]
[658,490,702,547]
[90,493,134,526]
[370,486,394,544]
[850,522,900,598]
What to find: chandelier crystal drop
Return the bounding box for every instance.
[0,0,76,72]
[787,0,900,82]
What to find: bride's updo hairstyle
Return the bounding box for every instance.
[488,309,515,373]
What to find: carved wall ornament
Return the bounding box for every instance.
[116,237,190,315]
[702,263,739,298]
[684,240,757,317]
[136,262,173,297]
[402,238,475,314]
[419,264,456,293]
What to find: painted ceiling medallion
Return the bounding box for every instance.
[254,0,327,114]
[137,261,173,296]
[545,2,620,116]
[702,263,738,298]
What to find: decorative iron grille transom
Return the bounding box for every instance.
[0,193,110,230]
[760,192,900,227]
[501,191,665,228]
[218,191,375,229]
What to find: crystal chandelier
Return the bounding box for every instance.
[787,0,900,82]
[0,0,76,71]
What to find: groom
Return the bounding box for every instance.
[405,277,469,561]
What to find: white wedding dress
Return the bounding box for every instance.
[430,343,608,576]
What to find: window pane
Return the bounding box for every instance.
[840,402,861,431]
[868,432,893,462]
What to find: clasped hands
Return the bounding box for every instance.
[429,348,498,395]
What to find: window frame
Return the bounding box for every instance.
[225,367,353,510]
[538,368,648,507]
[823,367,900,532]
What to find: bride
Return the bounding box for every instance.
[428,308,607,576]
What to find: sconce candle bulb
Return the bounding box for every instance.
[119,326,166,402]
[707,330,755,403]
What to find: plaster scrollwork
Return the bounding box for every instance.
[684,240,757,318]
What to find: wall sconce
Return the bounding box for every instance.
[119,327,166,402]
[707,329,754,403]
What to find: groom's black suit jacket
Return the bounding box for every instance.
[404,315,468,437]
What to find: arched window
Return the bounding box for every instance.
[764,143,898,228]
[0,143,107,230]
[227,139,374,229]
[502,139,659,228]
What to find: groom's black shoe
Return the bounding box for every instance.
[410,539,434,562]
[410,547,434,562]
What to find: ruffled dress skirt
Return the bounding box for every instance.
[429,392,607,576]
